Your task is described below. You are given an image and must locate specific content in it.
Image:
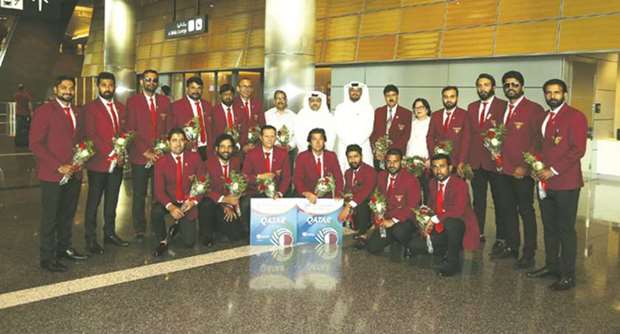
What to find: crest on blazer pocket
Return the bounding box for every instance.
[395,195,404,202]
[398,124,405,130]
[553,136,562,145]
[514,122,524,130]
[452,127,462,134]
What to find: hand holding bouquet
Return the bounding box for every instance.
[145,139,170,169]
[314,174,336,198]
[481,124,507,171]
[369,189,388,238]
[108,131,135,173]
[60,139,95,185]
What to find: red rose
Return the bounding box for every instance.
[434,223,445,234]
[370,196,377,204]
[79,143,86,149]
[199,176,206,182]
[225,178,232,184]
[487,131,495,139]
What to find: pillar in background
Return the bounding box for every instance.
[263,0,315,113]
[103,0,136,103]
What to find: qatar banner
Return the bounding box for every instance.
[250,198,298,247]
[296,198,344,245]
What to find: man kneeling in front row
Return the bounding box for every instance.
[408,153,480,276]
[152,128,205,256]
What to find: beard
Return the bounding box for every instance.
[57,94,74,103]
[348,161,360,170]
[387,166,400,175]
[100,91,114,100]
[504,88,523,100]
[435,173,448,182]
[217,151,231,161]
[349,95,360,102]
[546,98,564,110]
[478,89,494,101]
[442,101,456,110]
[221,99,233,107]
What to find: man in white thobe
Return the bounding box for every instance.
[294,91,335,153]
[334,81,374,171]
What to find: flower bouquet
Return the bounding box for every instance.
[413,205,441,253]
[276,125,290,148]
[60,139,95,185]
[257,175,277,199]
[187,174,209,203]
[523,152,547,199]
[373,134,392,169]
[369,189,388,238]
[247,125,262,145]
[315,174,336,198]
[433,140,453,156]
[107,131,135,173]
[481,124,507,171]
[183,117,201,143]
[402,155,426,177]
[144,139,170,169]
[225,126,241,150]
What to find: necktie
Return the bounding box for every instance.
[387,176,396,194]
[149,97,157,139]
[436,182,445,214]
[506,104,515,124]
[264,152,271,173]
[175,156,184,202]
[443,112,452,132]
[545,112,557,138]
[315,157,322,177]
[352,170,358,186]
[107,102,119,133]
[479,102,487,127]
[195,101,207,143]
[244,100,251,120]
[63,107,75,132]
[386,107,393,134]
[226,107,234,129]
[222,164,229,179]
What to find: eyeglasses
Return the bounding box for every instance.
[414,106,427,110]
[503,82,520,88]
[144,78,159,83]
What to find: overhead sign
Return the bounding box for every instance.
[165,16,207,39]
[1,0,23,10]
[0,0,61,19]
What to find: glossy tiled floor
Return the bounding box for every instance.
[0,150,619,333]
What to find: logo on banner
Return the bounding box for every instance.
[315,227,339,245]
[270,228,294,247]
[1,0,23,10]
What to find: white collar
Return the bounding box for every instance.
[99,96,114,106]
[312,151,324,160]
[56,98,71,109]
[444,107,456,115]
[219,158,229,167]
[481,95,495,104]
[509,95,525,107]
[550,102,565,115]
[438,176,450,187]
[387,104,398,111]
[262,147,273,154]
[171,152,183,160]
[144,92,156,100]
[222,103,232,111]
[187,95,200,104]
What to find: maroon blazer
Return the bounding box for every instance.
[539,104,587,190]
[212,102,249,147]
[30,100,84,182]
[466,97,507,171]
[344,162,377,204]
[376,169,420,222]
[168,97,213,146]
[428,176,480,251]
[500,97,546,175]
[370,105,413,154]
[242,145,291,195]
[293,150,344,197]
[84,98,126,173]
[233,96,265,129]
[206,156,242,202]
[426,107,470,165]
[153,151,205,220]
[127,93,171,165]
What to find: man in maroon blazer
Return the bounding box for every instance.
[369,84,412,169]
[201,134,245,243]
[367,149,421,259]
[212,84,248,151]
[152,128,206,256]
[527,79,587,291]
[409,153,480,276]
[30,76,88,272]
[127,69,172,241]
[426,86,471,176]
[234,78,265,153]
[168,76,212,161]
[338,144,377,240]
[84,72,129,254]
[466,73,507,245]
[294,128,344,203]
[493,71,546,268]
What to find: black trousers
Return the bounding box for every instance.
[15,115,30,147]
[539,188,580,277]
[200,197,246,242]
[84,168,123,241]
[497,174,537,256]
[408,218,465,268]
[39,178,81,262]
[151,202,196,247]
[352,200,371,233]
[367,220,414,255]
[131,164,153,235]
[285,148,297,197]
[417,172,430,205]
[471,168,502,239]
[197,146,208,161]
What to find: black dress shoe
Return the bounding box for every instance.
[354,238,368,250]
[153,242,168,257]
[527,266,560,279]
[40,260,68,272]
[549,277,575,291]
[57,248,88,261]
[491,247,518,259]
[104,234,129,247]
[202,237,215,248]
[515,256,535,269]
[436,263,460,277]
[490,240,505,256]
[87,241,104,255]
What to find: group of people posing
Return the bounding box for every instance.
[30,68,586,291]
